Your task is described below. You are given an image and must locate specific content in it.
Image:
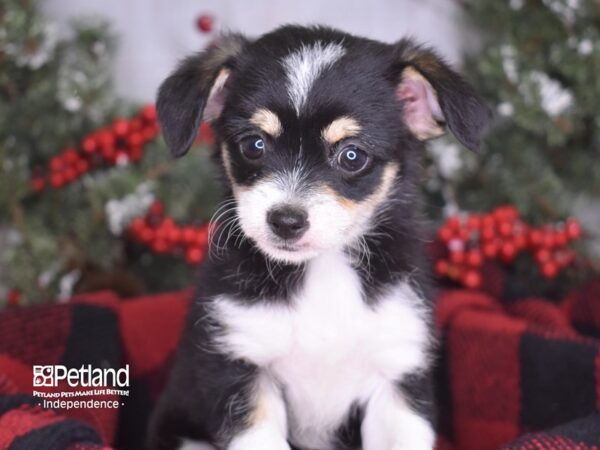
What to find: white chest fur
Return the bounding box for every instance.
[211,252,429,448]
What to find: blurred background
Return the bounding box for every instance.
[1,0,599,306]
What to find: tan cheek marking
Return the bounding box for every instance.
[320,185,359,210]
[220,144,247,194]
[321,116,362,144]
[359,163,399,210]
[320,163,399,212]
[250,108,283,138]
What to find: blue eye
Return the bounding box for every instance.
[338,145,369,173]
[240,136,265,160]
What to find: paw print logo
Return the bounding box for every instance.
[33,366,54,387]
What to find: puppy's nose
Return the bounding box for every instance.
[267,206,309,240]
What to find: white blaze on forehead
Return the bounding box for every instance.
[282,41,346,115]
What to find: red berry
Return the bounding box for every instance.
[483,241,498,258]
[196,14,214,33]
[493,207,507,222]
[466,249,483,267]
[101,144,116,161]
[149,201,164,217]
[481,226,496,242]
[535,248,552,265]
[50,173,65,188]
[529,229,543,247]
[76,159,90,174]
[435,259,449,276]
[446,216,461,230]
[186,247,204,264]
[182,227,196,244]
[143,126,158,141]
[82,136,97,153]
[437,226,453,243]
[129,146,143,162]
[498,220,513,237]
[542,231,556,249]
[458,227,471,242]
[466,215,482,230]
[450,249,465,265]
[129,118,143,132]
[64,148,79,163]
[141,105,157,122]
[128,132,143,148]
[500,241,516,263]
[195,228,209,246]
[97,129,115,149]
[482,215,495,229]
[554,230,568,247]
[541,261,558,278]
[129,217,145,234]
[113,119,129,136]
[162,217,175,229]
[152,239,169,254]
[462,270,482,289]
[50,156,64,172]
[167,227,183,243]
[503,205,519,221]
[64,167,77,183]
[139,227,154,243]
[565,219,582,240]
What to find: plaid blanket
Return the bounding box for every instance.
[436,277,600,450]
[0,280,598,449]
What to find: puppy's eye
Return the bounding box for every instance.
[337,145,369,173]
[239,136,265,160]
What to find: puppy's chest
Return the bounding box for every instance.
[212,253,429,445]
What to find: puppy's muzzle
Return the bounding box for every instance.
[267,205,309,241]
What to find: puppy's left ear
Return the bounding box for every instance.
[157,33,249,157]
[392,39,492,152]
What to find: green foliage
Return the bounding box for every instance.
[0,0,218,305]
[457,0,600,223]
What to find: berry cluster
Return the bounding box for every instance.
[126,201,210,265]
[435,205,582,289]
[31,105,159,191]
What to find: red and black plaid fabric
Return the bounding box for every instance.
[1,279,599,449]
[436,277,600,450]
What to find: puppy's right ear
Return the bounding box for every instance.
[157,34,248,157]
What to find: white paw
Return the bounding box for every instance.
[228,424,290,450]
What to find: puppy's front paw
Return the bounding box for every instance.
[228,425,290,450]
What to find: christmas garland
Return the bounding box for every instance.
[126,200,210,265]
[31,105,159,191]
[435,205,582,288]
[29,105,214,268]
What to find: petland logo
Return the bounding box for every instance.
[33,364,130,388]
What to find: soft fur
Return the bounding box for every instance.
[148,25,490,450]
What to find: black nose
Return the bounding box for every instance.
[267,206,309,240]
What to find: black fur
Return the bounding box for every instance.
[149,25,490,450]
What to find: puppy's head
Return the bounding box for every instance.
[157,26,490,264]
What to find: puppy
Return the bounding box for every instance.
[148,25,489,450]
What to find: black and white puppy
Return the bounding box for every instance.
[148,25,489,450]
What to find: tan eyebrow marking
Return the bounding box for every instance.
[249,108,283,138]
[321,116,362,144]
